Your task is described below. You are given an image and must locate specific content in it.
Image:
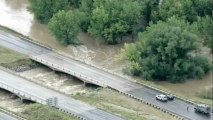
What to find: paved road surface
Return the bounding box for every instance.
[0,31,212,120]
[0,111,17,120]
[0,69,124,120]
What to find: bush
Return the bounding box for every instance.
[123,18,211,82]
[88,0,142,44]
[29,0,69,23]
[48,10,81,45]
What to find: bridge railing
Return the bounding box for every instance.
[0,70,87,120]
[30,56,108,88]
[0,82,45,104]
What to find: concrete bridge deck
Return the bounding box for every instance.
[0,68,124,120]
[0,30,212,120]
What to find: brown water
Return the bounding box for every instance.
[0,0,33,35]
[0,0,126,72]
[19,67,95,95]
[0,89,27,113]
[0,0,212,103]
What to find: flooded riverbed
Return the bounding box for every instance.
[0,0,126,73]
[19,67,96,95]
[0,0,33,35]
[0,0,212,105]
[0,88,27,113]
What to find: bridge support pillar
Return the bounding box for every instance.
[20,98,24,103]
[84,82,88,87]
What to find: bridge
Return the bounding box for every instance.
[0,68,124,120]
[0,30,212,120]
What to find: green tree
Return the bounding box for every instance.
[88,0,142,44]
[68,0,82,8]
[123,18,211,82]
[142,0,213,23]
[158,0,197,22]
[193,0,212,17]
[138,0,159,24]
[48,10,81,45]
[29,0,69,23]
[78,0,94,31]
[196,16,213,52]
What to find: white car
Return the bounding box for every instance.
[156,94,168,102]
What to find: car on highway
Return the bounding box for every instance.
[156,94,168,102]
[194,104,211,115]
[166,94,174,100]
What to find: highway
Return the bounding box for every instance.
[0,30,212,120]
[0,111,17,120]
[0,68,124,120]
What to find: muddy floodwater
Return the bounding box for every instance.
[0,88,27,113]
[19,67,95,95]
[0,0,212,104]
[0,0,126,73]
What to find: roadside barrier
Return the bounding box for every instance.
[116,89,186,120]
[0,67,88,120]
[0,107,26,120]
[29,54,194,119]
[0,27,198,120]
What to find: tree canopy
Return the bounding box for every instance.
[68,0,82,8]
[29,0,69,23]
[78,0,93,31]
[48,10,81,45]
[140,0,213,23]
[88,0,142,44]
[122,18,211,82]
[195,16,213,52]
[28,0,212,82]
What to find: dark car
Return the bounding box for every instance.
[194,104,211,115]
[166,94,174,100]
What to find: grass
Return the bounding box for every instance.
[102,105,143,120]
[1,24,210,117]
[0,46,40,71]
[197,87,213,100]
[20,104,77,120]
[1,59,40,71]
[73,88,177,120]
[0,46,27,63]
[73,89,145,120]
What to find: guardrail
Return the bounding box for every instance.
[115,89,186,120]
[0,82,45,105]
[29,56,186,120]
[30,56,108,88]
[0,25,54,51]
[0,26,200,120]
[0,81,85,120]
[0,68,86,120]
[0,107,26,120]
[0,25,203,105]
